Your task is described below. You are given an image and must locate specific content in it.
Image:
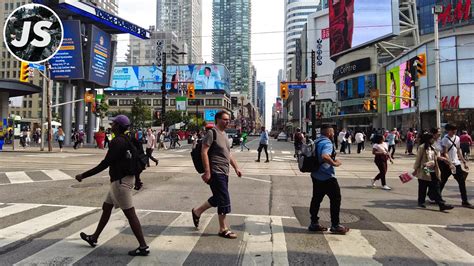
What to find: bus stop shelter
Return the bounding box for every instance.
[0,79,42,119]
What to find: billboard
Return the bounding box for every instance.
[204,109,219,122]
[49,20,84,80]
[386,54,426,112]
[106,64,231,95]
[85,24,112,87]
[329,0,400,57]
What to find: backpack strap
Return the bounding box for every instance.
[447,136,457,152]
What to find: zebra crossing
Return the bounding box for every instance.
[0,202,472,265]
[0,169,76,185]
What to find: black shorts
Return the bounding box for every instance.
[207,173,231,215]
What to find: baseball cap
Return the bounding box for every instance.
[110,115,130,128]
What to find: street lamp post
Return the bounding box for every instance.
[433,5,443,129]
[311,50,317,140]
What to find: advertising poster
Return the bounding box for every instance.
[204,109,219,122]
[86,24,112,87]
[399,61,412,109]
[386,66,400,111]
[49,20,84,80]
[329,0,399,56]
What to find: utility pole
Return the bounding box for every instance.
[46,64,53,152]
[311,50,317,140]
[40,65,47,151]
[161,52,167,132]
[433,5,443,129]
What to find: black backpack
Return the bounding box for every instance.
[121,135,148,176]
[191,129,216,174]
[298,139,324,173]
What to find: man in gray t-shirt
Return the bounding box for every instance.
[191,111,243,239]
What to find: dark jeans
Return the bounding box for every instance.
[357,142,364,153]
[374,156,387,186]
[339,141,346,153]
[257,144,269,161]
[310,178,341,227]
[145,148,158,166]
[207,173,231,215]
[388,144,396,157]
[407,140,414,154]
[58,140,64,149]
[439,162,469,203]
[418,174,443,205]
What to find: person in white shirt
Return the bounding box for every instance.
[371,134,393,190]
[439,124,472,208]
[355,131,365,153]
[338,129,347,154]
[146,128,159,166]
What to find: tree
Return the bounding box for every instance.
[130,97,151,129]
[161,110,189,127]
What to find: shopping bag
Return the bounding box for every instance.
[399,172,414,183]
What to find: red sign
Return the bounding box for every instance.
[441,96,460,110]
[321,28,330,39]
[439,0,471,27]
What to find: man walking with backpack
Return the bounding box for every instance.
[308,124,349,234]
[191,110,243,239]
[75,115,149,256]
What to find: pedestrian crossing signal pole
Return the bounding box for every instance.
[161,52,167,131]
[311,50,317,140]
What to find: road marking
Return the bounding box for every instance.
[387,222,474,265]
[128,212,213,265]
[0,203,41,218]
[281,151,291,154]
[271,217,289,265]
[240,176,272,184]
[15,211,147,266]
[5,171,33,184]
[325,229,381,266]
[0,206,96,248]
[41,169,72,181]
[173,149,187,153]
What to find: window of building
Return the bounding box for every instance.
[153,99,162,106]
[23,111,27,118]
[28,101,32,108]
[170,99,176,106]
[28,111,32,118]
[13,61,17,68]
[108,99,117,106]
[5,3,8,10]
[23,101,27,108]
[6,72,10,78]
[7,61,10,68]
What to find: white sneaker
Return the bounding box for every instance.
[382,185,392,190]
[371,179,376,188]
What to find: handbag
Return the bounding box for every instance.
[399,172,414,183]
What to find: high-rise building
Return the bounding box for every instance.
[257,81,266,125]
[156,0,202,64]
[84,0,118,14]
[250,65,257,107]
[284,0,321,76]
[212,0,251,94]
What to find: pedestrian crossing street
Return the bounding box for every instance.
[0,202,472,265]
[0,169,76,185]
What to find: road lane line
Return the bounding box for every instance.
[5,171,33,184]
[41,169,72,181]
[128,212,213,265]
[240,176,272,183]
[0,203,41,218]
[15,211,147,266]
[325,229,382,265]
[387,222,474,265]
[271,217,289,266]
[0,206,96,248]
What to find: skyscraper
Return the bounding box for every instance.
[212,0,251,94]
[284,0,321,76]
[156,0,202,64]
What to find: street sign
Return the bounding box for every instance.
[176,96,187,111]
[28,63,45,71]
[288,84,307,89]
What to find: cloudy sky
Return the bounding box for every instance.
[116,0,284,129]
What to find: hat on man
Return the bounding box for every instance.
[111,115,130,128]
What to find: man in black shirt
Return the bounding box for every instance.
[75,115,149,256]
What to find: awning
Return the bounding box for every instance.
[0,79,42,97]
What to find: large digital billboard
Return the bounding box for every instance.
[329,0,400,57]
[106,64,231,95]
[85,24,112,87]
[386,54,426,111]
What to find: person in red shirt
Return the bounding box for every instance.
[460,130,472,160]
[406,128,415,155]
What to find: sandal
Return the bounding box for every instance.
[218,229,238,239]
[191,209,200,228]
[80,232,97,247]
[128,246,150,256]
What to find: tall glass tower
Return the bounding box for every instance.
[212,0,251,94]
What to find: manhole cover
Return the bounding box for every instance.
[318,210,360,223]
[71,183,103,188]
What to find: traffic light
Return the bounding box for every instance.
[363,100,371,111]
[19,62,30,82]
[187,83,195,99]
[412,54,426,78]
[370,99,377,111]
[280,83,288,100]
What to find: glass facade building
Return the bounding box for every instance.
[212,0,251,94]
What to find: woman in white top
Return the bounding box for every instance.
[371,135,393,190]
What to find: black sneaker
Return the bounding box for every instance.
[439,204,454,211]
[330,225,350,235]
[308,223,327,232]
[80,232,97,247]
[418,204,427,208]
[462,202,474,209]
[128,246,150,256]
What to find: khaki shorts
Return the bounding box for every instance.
[104,175,135,210]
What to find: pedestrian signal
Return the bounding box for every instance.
[19,61,30,82]
[370,99,377,111]
[363,100,371,111]
[280,83,289,100]
[187,83,195,99]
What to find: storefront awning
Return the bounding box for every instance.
[0,79,42,97]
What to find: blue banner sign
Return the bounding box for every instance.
[28,63,45,71]
[86,24,112,86]
[49,20,84,80]
[204,109,219,122]
[288,84,307,89]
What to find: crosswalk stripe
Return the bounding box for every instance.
[15,211,147,265]
[0,203,41,218]
[128,212,213,265]
[387,222,474,265]
[242,217,273,265]
[41,169,72,181]
[0,206,96,248]
[325,229,381,265]
[271,217,289,265]
[281,151,291,154]
[5,172,33,184]
[174,149,187,153]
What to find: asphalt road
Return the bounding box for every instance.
[0,138,473,265]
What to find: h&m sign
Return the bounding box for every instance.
[441,95,459,110]
[439,0,471,27]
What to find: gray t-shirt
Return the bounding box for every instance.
[203,128,231,175]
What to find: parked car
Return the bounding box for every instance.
[277,132,288,141]
[225,128,241,146]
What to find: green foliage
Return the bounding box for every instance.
[161,110,189,127]
[130,97,152,129]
